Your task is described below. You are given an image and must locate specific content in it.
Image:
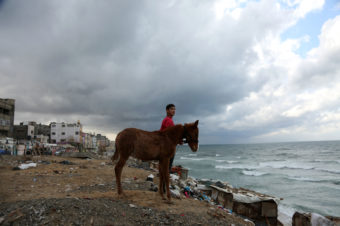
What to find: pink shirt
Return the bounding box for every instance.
[160,116,174,131]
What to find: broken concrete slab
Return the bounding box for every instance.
[210,185,278,225]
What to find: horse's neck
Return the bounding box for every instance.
[166,125,183,144]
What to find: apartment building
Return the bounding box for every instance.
[0,98,15,138]
[50,121,82,144]
[13,122,35,140]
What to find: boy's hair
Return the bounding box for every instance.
[166,104,175,110]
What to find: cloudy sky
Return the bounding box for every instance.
[1,0,340,144]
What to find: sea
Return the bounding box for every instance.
[173,140,340,218]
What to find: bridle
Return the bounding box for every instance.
[183,126,199,144]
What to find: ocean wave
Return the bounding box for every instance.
[276,148,292,151]
[179,156,206,161]
[187,153,197,157]
[287,176,323,182]
[242,170,268,176]
[215,165,256,170]
[287,176,340,186]
[259,161,315,170]
[316,168,340,175]
[310,159,340,164]
[215,160,239,164]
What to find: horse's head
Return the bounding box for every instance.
[183,120,199,152]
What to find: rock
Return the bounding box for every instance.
[59,160,75,165]
[214,181,225,188]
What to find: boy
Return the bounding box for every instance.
[160,104,176,171]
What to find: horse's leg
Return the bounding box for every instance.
[160,158,172,202]
[163,158,172,202]
[115,157,127,196]
[158,161,166,200]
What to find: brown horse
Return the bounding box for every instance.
[112,120,199,202]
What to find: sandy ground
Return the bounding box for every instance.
[0,155,253,225]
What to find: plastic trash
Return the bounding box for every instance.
[18,163,37,170]
[146,174,154,182]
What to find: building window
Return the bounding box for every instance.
[75,132,79,135]
[61,139,66,142]
[61,132,65,135]
[62,124,65,127]
[51,124,56,127]
[52,132,56,135]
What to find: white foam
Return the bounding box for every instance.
[259,161,315,170]
[288,176,323,182]
[278,205,295,226]
[316,168,340,174]
[242,170,268,176]
[215,160,239,164]
[180,156,205,161]
[215,164,257,170]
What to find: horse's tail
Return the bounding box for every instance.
[111,134,120,165]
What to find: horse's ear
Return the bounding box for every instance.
[194,120,199,126]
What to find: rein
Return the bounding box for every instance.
[183,126,198,144]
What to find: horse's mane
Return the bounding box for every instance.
[154,124,183,134]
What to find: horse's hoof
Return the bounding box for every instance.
[118,192,127,198]
[166,200,174,204]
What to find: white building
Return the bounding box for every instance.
[50,122,82,144]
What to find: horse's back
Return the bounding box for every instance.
[116,128,163,160]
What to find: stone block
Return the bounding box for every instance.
[261,200,277,217]
[233,201,262,219]
[293,212,311,226]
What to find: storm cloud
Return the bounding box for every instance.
[1,0,340,143]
